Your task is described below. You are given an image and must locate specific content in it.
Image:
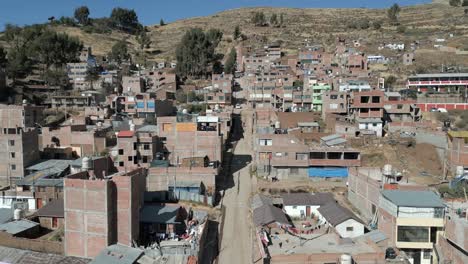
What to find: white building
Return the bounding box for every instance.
[317,202,365,238]
[357,118,383,137]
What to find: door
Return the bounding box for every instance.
[36,198,43,209]
[306,206,311,217]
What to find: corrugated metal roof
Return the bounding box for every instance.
[252,194,273,210]
[140,205,182,224]
[360,230,387,243]
[253,204,289,227]
[282,193,334,206]
[0,220,39,235]
[137,125,158,133]
[324,138,347,146]
[35,199,64,218]
[317,202,363,226]
[409,73,468,78]
[89,244,143,264]
[381,190,445,208]
[321,134,342,142]
[0,209,13,225]
[26,160,73,172]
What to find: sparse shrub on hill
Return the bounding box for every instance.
[252,11,267,27]
[397,25,407,33]
[372,20,382,30]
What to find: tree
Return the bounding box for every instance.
[0,46,7,68]
[224,48,237,74]
[109,40,130,64]
[449,0,461,6]
[175,28,222,78]
[44,68,69,88]
[270,14,278,26]
[32,30,82,69]
[252,12,266,26]
[160,19,165,26]
[387,3,401,24]
[110,7,142,33]
[6,47,32,82]
[385,75,397,90]
[136,31,151,50]
[279,13,285,27]
[206,29,223,48]
[74,6,90,25]
[212,61,223,74]
[233,25,241,40]
[85,66,100,89]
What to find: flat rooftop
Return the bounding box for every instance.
[268,232,380,256]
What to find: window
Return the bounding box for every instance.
[119,161,124,167]
[10,164,16,171]
[142,156,148,163]
[296,153,309,160]
[258,139,273,146]
[397,226,429,243]
[423,250,431,259]
[10,152,15,159]
[292,206,297,209]
[9,140,15,146]
[275,152,283,157]
[52,217,58,228]
[128,156,133,161]
[330,95,338,100]
[144,144,150,150]
[397,104,403,109]
[371,96,380,103]
[346,227,354,231]
[290,168,299,174]
[118,149,124,155]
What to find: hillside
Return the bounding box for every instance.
[4,3,468,66]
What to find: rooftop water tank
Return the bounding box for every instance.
[383,164,393,176]
[14,208,24,220]
[340,254,352,264]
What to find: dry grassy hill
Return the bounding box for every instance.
[4,3,468,67]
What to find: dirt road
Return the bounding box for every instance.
[217,109,254,264]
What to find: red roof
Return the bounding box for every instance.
[117,131,134,138]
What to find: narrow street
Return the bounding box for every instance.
[217,109,254,264]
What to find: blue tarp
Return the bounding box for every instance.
[136,102,145,108]
[308,167,348,178]
[147,102,155,108]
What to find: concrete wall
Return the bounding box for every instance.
[347,168,381,222]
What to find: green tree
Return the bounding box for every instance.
[387,3,401,24]
[385,75,397,90]
[44,68,69,88]
[85,66,101,89]
[160,18,165,26]
[233,25,241,40]
[270,14,278,26]
[6,47,32,82]
[136,31,151,50]
[252,12,266,26]
[213,61,223,74]
[449,0,461,6]
[224,48,237,74]
[206,29,223,47]
[0,46,7,68]
[109,40,130,64]
[175,28,222,78]
[74,6,90,25]
[32,30,82,69]
[110,7,142,33]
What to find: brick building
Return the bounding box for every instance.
[64,168,146,258]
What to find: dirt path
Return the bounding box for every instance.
[217,109,254,264]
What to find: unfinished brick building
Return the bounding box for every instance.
[64,168,146,258]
